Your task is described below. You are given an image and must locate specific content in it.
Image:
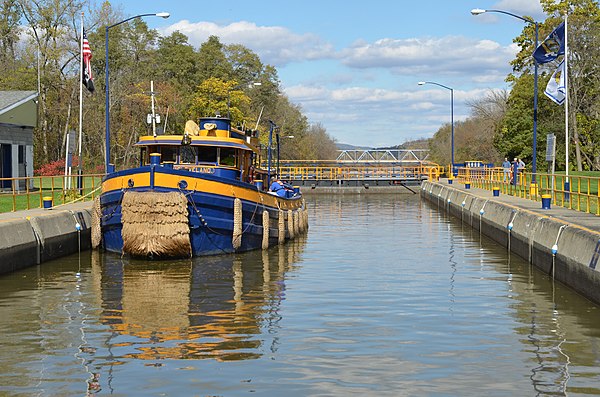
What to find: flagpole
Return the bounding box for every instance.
[77,12,84,191]
[564,14,570,198]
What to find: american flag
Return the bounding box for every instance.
[82,30,94,93]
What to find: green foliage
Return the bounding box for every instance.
[0,0,336,170]
[189,77,251,121]
[196,36,234,82]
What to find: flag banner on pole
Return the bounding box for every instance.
[533,22,565,64]
[544,60,565,105]
[82,30,95,93]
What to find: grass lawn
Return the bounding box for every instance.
[0,175,103,213]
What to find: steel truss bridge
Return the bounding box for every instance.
[335,149,429,163]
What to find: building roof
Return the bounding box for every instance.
[0,91,38,116]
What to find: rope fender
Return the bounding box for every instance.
[232,198,243,250]
[262,209,270,249]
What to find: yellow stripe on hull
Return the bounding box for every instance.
[102,173,151,191]
[103,171,302,211]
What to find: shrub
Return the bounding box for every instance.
[35,157,80,176]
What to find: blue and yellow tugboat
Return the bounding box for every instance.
[93,117,307,258]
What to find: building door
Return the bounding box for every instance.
[1,144,12,188]
[18,145,26,189]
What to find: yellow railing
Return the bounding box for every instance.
[277,165,442,181]
[0,174,104,213]
[454,167,600,215]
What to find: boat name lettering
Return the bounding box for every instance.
[195,167,215,174]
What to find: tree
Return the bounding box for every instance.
[18,0,85,164]
[0,0,22,75]
[189,77,251,122]
[196,36,233,82]
[0,0,337,171]
[156,31,198,93]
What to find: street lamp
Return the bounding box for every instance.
[471,8,539,184]
[104,12,170,173]
[418,81,454,173]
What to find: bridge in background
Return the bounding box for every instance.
[264,149,439,191]
[335,149,429,163]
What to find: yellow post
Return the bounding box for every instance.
[529,183,538,198]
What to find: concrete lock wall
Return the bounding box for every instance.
[0,219,39,274]
[421,181,600,306]
[0,208,92,275]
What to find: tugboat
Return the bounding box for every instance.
[93,117,307,258]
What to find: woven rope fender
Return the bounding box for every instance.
[91,196,102,249]
[297,208,304,233]
[278,209,285,244]
[262,209,270,249]
[121,191,191,257]
[287,209,295,239]
[232,198,243,250]
[304,207,309,231]
[293,210,299,237]
[302,198,309,232]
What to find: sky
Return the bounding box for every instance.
[111,0,547,147]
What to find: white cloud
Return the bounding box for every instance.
[161,20,335,66]
[157,18,518,146]
[339,36,516,78]
[283,84,499,146]
[495,0,545,19]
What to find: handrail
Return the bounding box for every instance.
[0,173,104,213]
[454,166,600,215]
[277,165,442,181]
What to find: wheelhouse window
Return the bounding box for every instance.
[219,148,237,167]
[140,147,147,166]
[198,146,218,164]
[180,146,197,164]
[161,146,177,162]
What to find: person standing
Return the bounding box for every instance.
[502,157,511,182]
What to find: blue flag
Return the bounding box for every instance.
[533,22,565,64]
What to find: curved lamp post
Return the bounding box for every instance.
[105,12,170,173]
[418,81,454,173]
[471,8,539,184]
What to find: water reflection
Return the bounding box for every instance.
[423,199,600,396]
[3,196,600,396]
[91,236,306,363]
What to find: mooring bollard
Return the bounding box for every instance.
[448,177,453,185]
[465,182,471,189]
[43,196,53,209]
[541,194,552,209]
[493,187,500,197]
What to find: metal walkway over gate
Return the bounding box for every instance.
[335,149,429,163]
[264,149,440,190]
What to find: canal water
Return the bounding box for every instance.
[1,194,600,396]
